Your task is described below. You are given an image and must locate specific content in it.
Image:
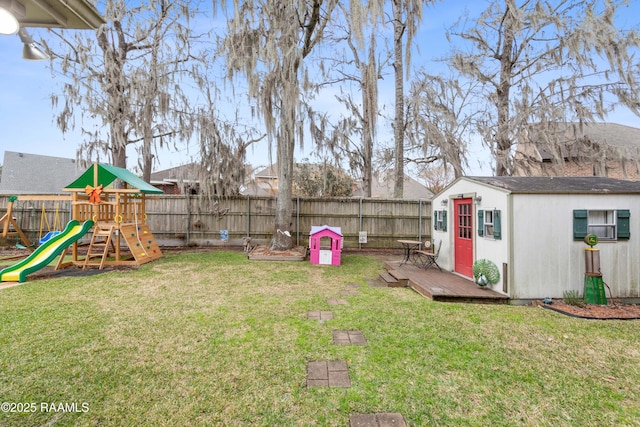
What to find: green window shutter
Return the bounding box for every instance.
[442,210,447,232]
[573,210,588,240]
[433,211,439,231]
[493,210,502,240]
[617,209,630,240]
[477,210,484,237]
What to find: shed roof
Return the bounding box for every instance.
[65,164,163,194]
[465,176,640,194]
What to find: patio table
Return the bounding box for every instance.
[397,239,422,266]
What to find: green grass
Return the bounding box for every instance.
[1,251,639,426]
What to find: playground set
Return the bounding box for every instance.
[0,163,163,283]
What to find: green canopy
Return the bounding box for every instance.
[65,163,163,194]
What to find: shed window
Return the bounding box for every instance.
[434,210,447,231]
[573,209,630,241]
[588,210,616,240]
[484,210,494,238]
[478,209,501,240]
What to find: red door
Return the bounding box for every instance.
[454,198,473,277]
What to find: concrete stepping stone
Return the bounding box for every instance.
[340,289,360,296]
[350,413,407,427]
[306,360,350,387]
[307,311,333,321]
[333,330,367,345]
[327,298,349,305]
[365,277,387,288]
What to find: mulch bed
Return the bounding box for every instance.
[540,300,640,320]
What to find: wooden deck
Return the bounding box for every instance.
[383,260,509,304]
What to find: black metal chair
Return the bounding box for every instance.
[415,239,442,271]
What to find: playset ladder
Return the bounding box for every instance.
[83,224,115,270]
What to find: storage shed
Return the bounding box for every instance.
[309,225,342,266]
[432,176,640,303]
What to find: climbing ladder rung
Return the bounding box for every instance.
[83,224,115,270]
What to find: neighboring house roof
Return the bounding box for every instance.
[462,176,640,195]
[522,122,640,162]
[150,163,200,192]
[0,151,81,194]
[355,171,433,200]
[65,163,163,194]
[149,163,200,185]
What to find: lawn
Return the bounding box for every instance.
[0,250,638,426]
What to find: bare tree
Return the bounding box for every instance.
[293,159,354,197]
[448,0,640,176]
[405,72,484,178]
[390,0,435,198]
[45,0,204,175]
[306,2,390,197]
[221,0,338,250]
[194,83,267,199]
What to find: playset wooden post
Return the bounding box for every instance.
[0,196,32,250]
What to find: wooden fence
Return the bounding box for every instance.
[0,195,432,250]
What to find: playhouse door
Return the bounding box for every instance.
[454,198,473,277]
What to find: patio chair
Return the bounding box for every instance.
[415,240,442,271]
[410,240,431,264]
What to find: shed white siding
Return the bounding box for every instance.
[432,179,510,293]
[433,176,640,301]
[510,194,640,299]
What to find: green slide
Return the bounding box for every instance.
[0,220,94,283]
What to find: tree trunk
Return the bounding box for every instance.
[362,77,373,198]
[111,131,127,169]
[270,68,297,250]
[142,138,153,183]
[495,1,515,176]
[392,0,405,198]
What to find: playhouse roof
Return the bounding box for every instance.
[310,225,343,236]
[65,164,163,194]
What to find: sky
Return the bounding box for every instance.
[1,0,640,178]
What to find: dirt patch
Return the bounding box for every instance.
[539,300,640,320]
[247,245,307,261]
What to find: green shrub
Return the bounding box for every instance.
[563,290,586,307]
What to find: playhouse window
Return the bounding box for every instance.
[588,210,616,240]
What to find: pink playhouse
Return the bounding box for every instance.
[309,225,343,266]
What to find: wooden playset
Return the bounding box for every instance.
[1,163,164,282]
[62,163,163,269]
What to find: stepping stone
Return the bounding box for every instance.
[306,360,350,387]
[350,413,407,427]
[340,289,360,296]
[307,311,333,321]
[345,282,362,288]
[333,330,367,345]
[365,277,387,288]
[327,298,349,306]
